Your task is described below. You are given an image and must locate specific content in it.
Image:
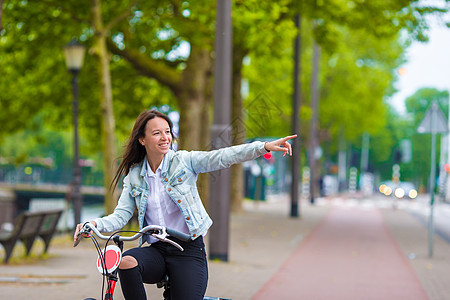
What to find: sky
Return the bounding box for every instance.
[391,3,450,114]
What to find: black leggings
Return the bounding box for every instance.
[118,236,208,300]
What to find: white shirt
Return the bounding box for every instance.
[144,158,189,243]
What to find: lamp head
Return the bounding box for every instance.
[63,39,86,73]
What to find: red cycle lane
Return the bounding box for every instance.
[252,206,429,300]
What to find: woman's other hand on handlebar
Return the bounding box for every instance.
[74,221,97,241]
[264,135,297,157]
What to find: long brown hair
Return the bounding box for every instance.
[111,109,175,191]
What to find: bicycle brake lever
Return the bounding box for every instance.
[73,224,93,247]
[151,228,184,251]
[73,233,82,247]
[164,238,184,251]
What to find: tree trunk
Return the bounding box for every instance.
[197,72,213,211]
[176,46,213,209]
[177,46,212,151]
[178,97,204,150]
[291,13,302,217]
[91,0,117,214]
[230,47,248,213]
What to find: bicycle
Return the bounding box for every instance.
[74,222,230,300]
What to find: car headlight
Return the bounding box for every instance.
[384,186,392,196]
[394,188,405,198]
[408,189,418,199]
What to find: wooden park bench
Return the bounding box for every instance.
[0,209,63,263]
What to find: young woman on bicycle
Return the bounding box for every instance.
[74,109,296,300]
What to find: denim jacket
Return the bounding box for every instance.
[94,141,268,240]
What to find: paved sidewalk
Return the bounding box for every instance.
[1,194,450,300]
[252,206,428,299]
[382,201,450,300]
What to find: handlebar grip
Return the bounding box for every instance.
[166,228,191,242]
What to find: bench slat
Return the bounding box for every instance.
[0,209,63,263]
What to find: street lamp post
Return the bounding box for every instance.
[63,40,86,227]
[291,13,301,218]
[209,0,232,262]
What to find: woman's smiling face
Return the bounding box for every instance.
[139,117,172,158]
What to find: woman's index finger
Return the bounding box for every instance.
[283,134,298,141]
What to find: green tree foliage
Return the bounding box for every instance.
[370,88,449,189]
[243,0,443,138]
[240,8,297,139]
[0,116,72,169]
[0,0,447,199]
[0,0,4,32]
[0,1,97,147]
[106,0,217,150]
[320,27,403,144]
[405,88,449,123]
[369,106,411,180]
[242,0,445,196]
[402,88,449,187]
[0,1,175,148]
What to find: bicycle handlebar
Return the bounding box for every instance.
[73,223,191,251]
[166,227,192,241]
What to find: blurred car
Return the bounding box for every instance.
[378,181,418,199]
